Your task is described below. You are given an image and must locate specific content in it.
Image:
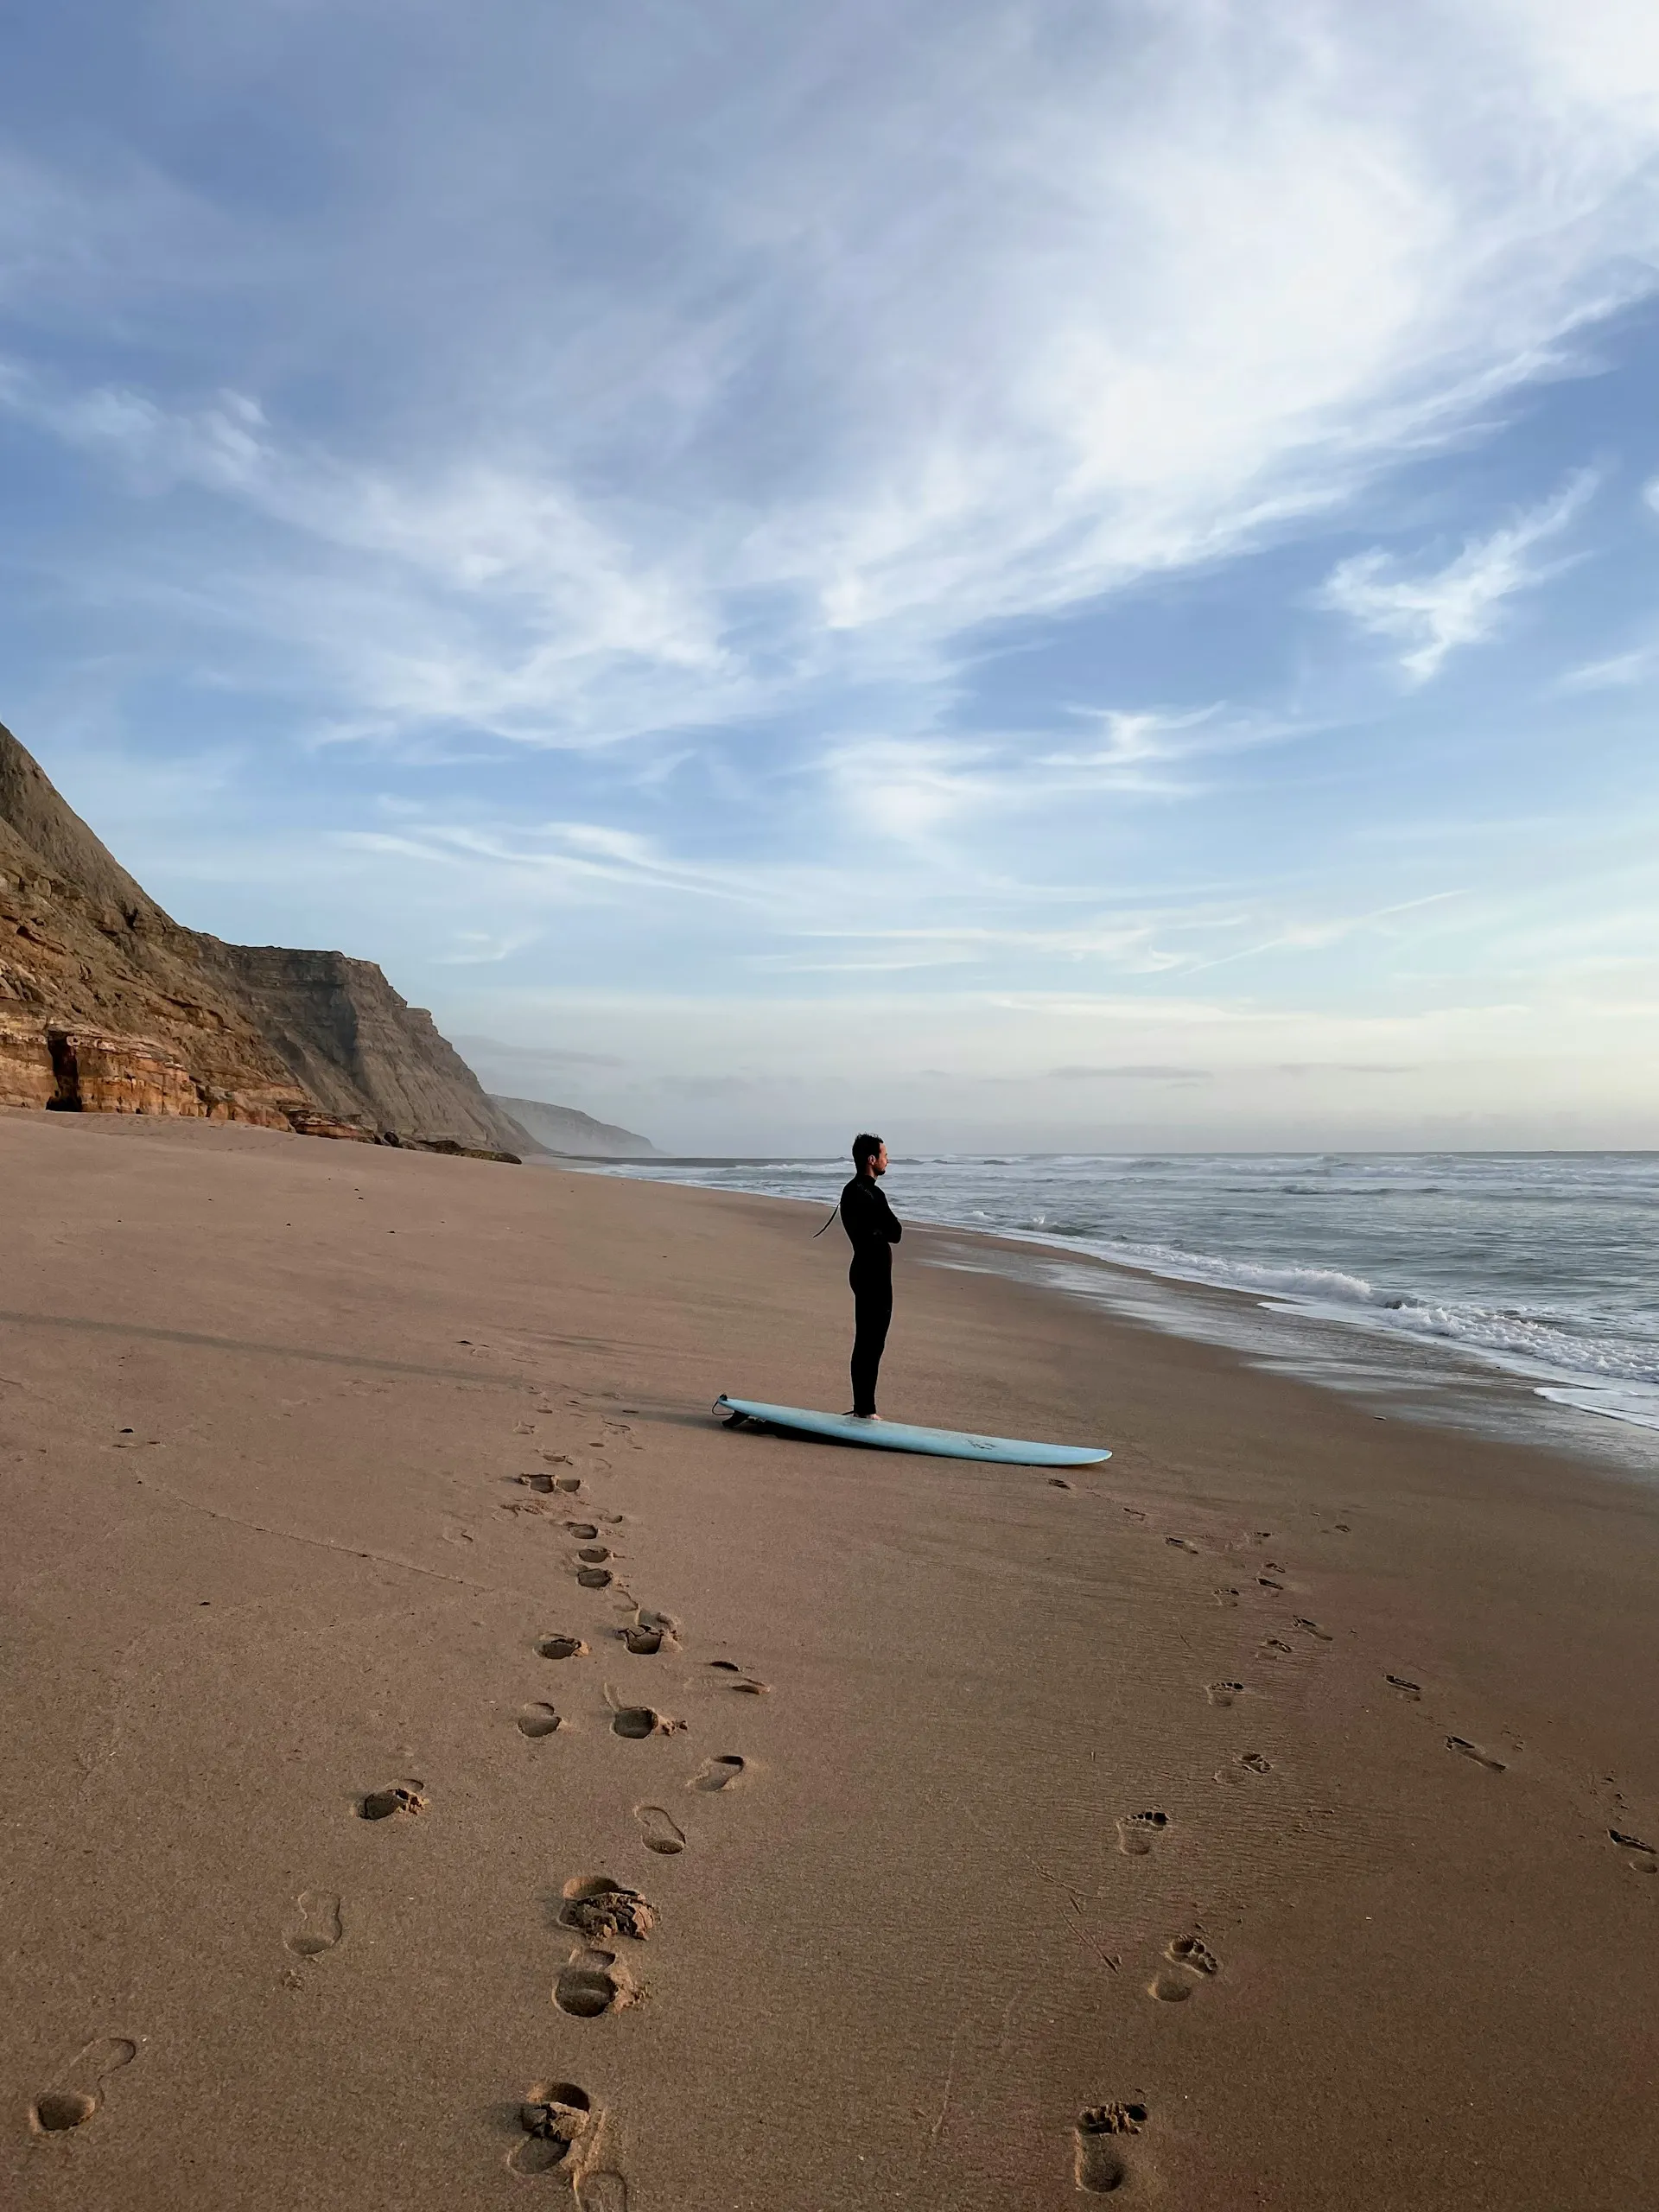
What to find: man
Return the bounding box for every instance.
[839,1133,901,1420]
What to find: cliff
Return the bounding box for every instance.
[490,1094,656,1157]
[0,719,524,1153]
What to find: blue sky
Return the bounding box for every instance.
[3,0,1657,1152]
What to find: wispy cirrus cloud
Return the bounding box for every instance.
[5,5,1659,748]
[1319,474,1597,682]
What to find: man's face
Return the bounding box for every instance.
[872,1142,889,1177]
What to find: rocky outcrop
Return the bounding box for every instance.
[197,944,530,1153]
[0,719,519,1152]
[492,1095,656,1157]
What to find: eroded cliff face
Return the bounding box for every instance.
[0,721,523,1152]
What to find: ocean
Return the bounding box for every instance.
[578,1151,1659,1463]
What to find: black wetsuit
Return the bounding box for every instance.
[840,1173,902,1417]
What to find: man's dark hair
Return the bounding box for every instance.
[852,1133,884,1170]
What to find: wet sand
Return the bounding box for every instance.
[3,1108,1659,2210]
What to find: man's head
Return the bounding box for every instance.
[853,1133,888,1178]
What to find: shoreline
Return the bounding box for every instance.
[573,1155,1659,1475]
[5,1108,1659,2209]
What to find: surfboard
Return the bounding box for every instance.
[714,1395,1110,1467]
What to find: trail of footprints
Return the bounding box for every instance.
[1077,1494,1603,2197]
[493,1404,762,2194]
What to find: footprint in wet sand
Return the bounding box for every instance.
[1447,1735,1506,1773]
[1166,1536,1199,1554]
[1215,1751,1271,1783]
[555,1947,630,2018]
[562,1876,656,1939]
[1294,1617,1332,1642]
[566,1522,600,1541]
[517,1703,563,1738]
[689,1755,746,1793]
[634,1803,688,1855]
[1215,1586,1241,1608]
[577,1547,612,1565]
[1074,2102,1146,2193]
[30,2037,137,2133]
[1258,1637,1294,1658]
[1256,1575,1283,1592]
[359,1780,428,1820]
[538,1634,589,1661]
[575,2174,630,2212]
[510,2080,593,2176]
[612,1705,683,1738]
[1205,1681,1244,1707]
[1048,1477,1073,1490]
[518,1472,556,1495]
[577,1567,614,1589]
[1148,1934,1220,2000]
[1122,1507,1147,1522]
[709,1661,769,1694]
[1610,1828,1658,1873]
[622,1624,663,1656]
[1116,1810,1169,1856]
[554,1475,582,1493]
[1386,1674,1421,1700]
[285,1891,343,1956]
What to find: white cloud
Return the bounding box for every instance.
[6,3,1659,744]
[1319,474,1596,681]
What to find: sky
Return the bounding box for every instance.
[3,0,1657,1154]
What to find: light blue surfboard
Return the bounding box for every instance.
[714,1395,1110,1467]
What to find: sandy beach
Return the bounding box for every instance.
[4,1108,1659,2211]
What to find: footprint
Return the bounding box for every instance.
[1258,1637,1294,1657]
[622,1625,664,1656]
[284,1891,343,1956]
[1205,1681,1243,1707]
[554,1475,582,1493]
[1610,1828,1658,1873]
[1215,1751,1271,1783]
[577,1547,612,1565]
[29,2037,137,2133]
[1166,1536,1199,1554]
[709,1662,769,1694]
[555,1947,628,2018]
[359,1780,428,1820]
[1257,1576,1284,1592]
[518,1472,556,1495]
[575,2175,630,2212]
[689,1755,746,1792]
[1074,2102,1146,2193]
[1447,1735,1506,1773]
[1122,1507,1147,1522]
[538,1635,589,1661]
[1116,1810,1168,1856]
[634,1803,687,1855]
[1386,1674,1421,1700]
[566,1521,600,1540]
[1166,1934,1219,1974]
[516,1703,563,1738]
[510,2080,593,2176]
[562,1876,656,1940]
[1294,1618,1332,1642]
[1048,1477,1073,1490]
[577,1567,614,1589]
[1215,1586,1241,1608]
[612,1705,681,1738]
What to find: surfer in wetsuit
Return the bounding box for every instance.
[841,1134,901,1419]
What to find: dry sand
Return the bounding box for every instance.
[3,1109,1658,2210]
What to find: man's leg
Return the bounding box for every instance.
[850,1272,893,1417]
